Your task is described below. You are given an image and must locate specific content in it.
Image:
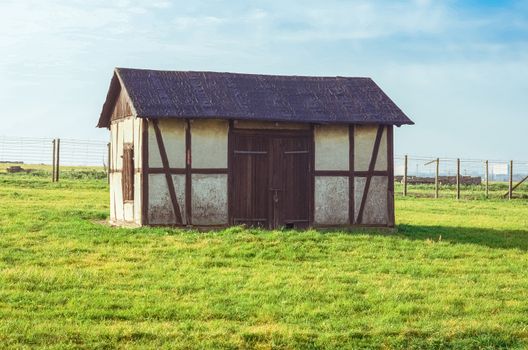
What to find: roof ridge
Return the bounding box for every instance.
[114,67,372,80]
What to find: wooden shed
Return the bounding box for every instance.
[97,68,413,229]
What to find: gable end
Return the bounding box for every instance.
[97,71,136,128]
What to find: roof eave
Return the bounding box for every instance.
[133,114,414,126]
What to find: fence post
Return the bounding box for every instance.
[435,157,439,199]
[403,155,408,196]
[456,158,460,200]
[509,160,513,200]
[52,139,56,182]
[55,138,60,182]
[485,160,489,198]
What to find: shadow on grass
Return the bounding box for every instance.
[396,224,528,251]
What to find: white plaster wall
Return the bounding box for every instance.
[134,172,142,224]
[191,174,228,225]
[354,176,388,225]
[109,172,116,221]
[123,202,134,222]
[148,119,186,168]
[110,125,118,171]
[315,125,349,171]
[113,172,124,222]
[314,176,349,225]
[116,123,123,171]
[148,174,187,225]
[354,125,387,172]
[191,119,228,168]
[121,118,134,143]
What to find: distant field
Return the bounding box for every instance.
[0,163,107,180]
[394,181,528,200]
[0,170,527,349]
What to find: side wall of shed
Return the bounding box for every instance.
[109,116,142,226]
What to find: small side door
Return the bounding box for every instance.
[230,132,271,228]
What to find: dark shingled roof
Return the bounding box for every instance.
[97,68,413,128]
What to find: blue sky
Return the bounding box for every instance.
[0,0,526,159]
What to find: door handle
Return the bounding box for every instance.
[270,188,281,203]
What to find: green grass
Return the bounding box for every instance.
[1,170,527,349]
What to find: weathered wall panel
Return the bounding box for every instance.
[148,119,186,168]
[354,125,387,171]
[354,176,388,225]
[191,119,228,168]
[314,176,349,225]
[148,174,187,225]
[315,125,349,170]
[191,174,228,225]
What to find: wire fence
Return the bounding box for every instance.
[394,155,528,199]
[0,136,108,166]
[395,156,528,182]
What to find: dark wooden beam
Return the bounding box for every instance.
[185,120,192,225]
[387,126,395,227]
[309,124,315,227]
[349,124,355,225]
[141,119,149,225]
[227,120,234,225]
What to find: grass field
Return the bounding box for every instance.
[1,170,527,349]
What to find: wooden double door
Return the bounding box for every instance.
[230,130,312,229]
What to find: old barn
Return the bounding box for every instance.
[97,68,413,229]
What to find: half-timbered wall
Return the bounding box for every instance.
[143,118,229,226]
[314,124,393,227]
[353,125,390,225]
